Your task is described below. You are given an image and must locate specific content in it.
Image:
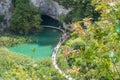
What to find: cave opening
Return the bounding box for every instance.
[41,15,62,27]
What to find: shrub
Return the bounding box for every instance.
[71,38,85,50]
[11,0,42,35]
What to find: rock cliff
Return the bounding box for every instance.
[30,0,70,20]
[0,0,70,31]
[0,0,12,31]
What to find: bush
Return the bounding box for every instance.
[0,48,64,80]
[71,38,85,50]
[0,34,33,47]
[55,0,100,22]
[58,0,120,79]
[11,0,42,35]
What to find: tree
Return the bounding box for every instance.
[58,0,120,79]
[59,13,66,24]
[55,0,100,22]
[0,15,4,22]
[11,0,42,35]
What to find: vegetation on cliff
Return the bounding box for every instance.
[0,15,4,22]
[57,0,120,79]
[11,0,42,35]
[55,0,100,22]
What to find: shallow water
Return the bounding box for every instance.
[8,28,62,59]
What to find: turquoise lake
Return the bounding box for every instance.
[8,15,62,59]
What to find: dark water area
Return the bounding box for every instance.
[41,15,62,27]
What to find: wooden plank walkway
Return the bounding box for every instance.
[42,25,74,80]
[52,41,74,80]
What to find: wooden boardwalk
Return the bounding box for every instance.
[42,25,64,33]
[51,41,74,80]
[42,25,74,80]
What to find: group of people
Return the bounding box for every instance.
[52,32,74,80]
[60,33,68,42]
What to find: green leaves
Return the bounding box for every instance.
[55,0,100,22]
[11,0,42,35]
[0,49,64,80]
[0,15,4,22]
[70,38,85,50]
[115,23,120,34]
[58,1,120,79]
[0,35,33,47]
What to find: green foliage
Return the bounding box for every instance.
[70,38,85,50]
[58,0,120,79]
[55,0,100,22]
[11,0,42,35]
[60,25,120,80]
[59,13,66,24]
[0,15,4,22]
[12,0,16,7]
[0,34,33,47]
[0,48,64,80]
[92,0,120,26]
[57,54,70,71]
[31,48,36,59]
[1,0,120,79]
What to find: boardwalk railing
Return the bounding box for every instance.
[42,25,65,33]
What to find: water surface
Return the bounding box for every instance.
[8,28,62,59]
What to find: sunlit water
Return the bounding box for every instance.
[8,28,62,59]
[8,15,62,59]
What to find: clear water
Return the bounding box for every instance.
[8,28,62,59]
[8,15,62,59]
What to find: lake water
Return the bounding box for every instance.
[8,15,62,59]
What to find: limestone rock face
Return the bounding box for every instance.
[30,0,70,20]
[0,0,12,31]
[0,0,70,31]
